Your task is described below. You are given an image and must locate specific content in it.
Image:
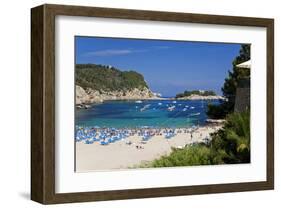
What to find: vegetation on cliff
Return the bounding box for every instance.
[175,90,216,99]
[76,64,149,92]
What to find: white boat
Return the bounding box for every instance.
[168,105,176,111]
[140,104,151,112]
[190,106,195,109]
[135,100,142,103]
[190,112,200,116]
[172,101,177,104]
[158,102,162,105]
[182,108,187,111]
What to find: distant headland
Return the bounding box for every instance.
[174,90,225,101]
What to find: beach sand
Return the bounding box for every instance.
[75,125,222,172]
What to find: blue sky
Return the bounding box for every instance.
[76,36,241,97]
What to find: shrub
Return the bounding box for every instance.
[151,145,213,167]
[206,103,228,119]
[75,64,148,91]
[145,111,250,168]
[210,110,250,163]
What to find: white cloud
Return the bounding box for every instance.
[151,46,172,49]
[83,45,170,57]
[84,49,133,56]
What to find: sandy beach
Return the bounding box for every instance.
[75,125,222,172]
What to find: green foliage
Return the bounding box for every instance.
[175,90,216,98]
[76,64,148,91]
[210,110,250,163]
[206,102,228,119]
[144,111,250,168]
[207,44,250,118]
[150,144,216,167]
[221,44,250,111]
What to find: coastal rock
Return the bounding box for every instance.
[76,85,90,104]
[76,85,159,106]
[85,88,104,103]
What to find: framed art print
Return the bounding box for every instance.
[31,4,274,204]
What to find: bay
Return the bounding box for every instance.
[76,99,220,128]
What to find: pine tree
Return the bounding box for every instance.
[222,44,250,112]
[207,44,250,118]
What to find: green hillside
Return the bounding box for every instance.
[76,64,148,91]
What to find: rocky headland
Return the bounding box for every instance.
[176,94,225,100]
[76,85,159,106]
[175,90,225,101]
[75,64,160,107]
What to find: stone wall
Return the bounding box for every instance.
[234,78,250,113]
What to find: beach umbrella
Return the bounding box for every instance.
[85,139,94,144]
[100,141,109,145]
[236,60,251,68]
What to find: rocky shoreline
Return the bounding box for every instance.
[176,94,225,100]
[76,85,160,107]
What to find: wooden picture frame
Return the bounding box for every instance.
[31,4,274,204]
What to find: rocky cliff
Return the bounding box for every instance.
[76,85,159,105]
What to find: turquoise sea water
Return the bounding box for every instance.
[76,99,220,128]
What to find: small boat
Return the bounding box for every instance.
[158,102,162,105]
[135,100,143,103]
[84,104,91,109]
[189,112,200,116]
[172,101,177,104]
[182,108,187,111]
[76,105,83,109]
[190,106,195,109]
[168,105,176,111]
[140,104,151,112]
